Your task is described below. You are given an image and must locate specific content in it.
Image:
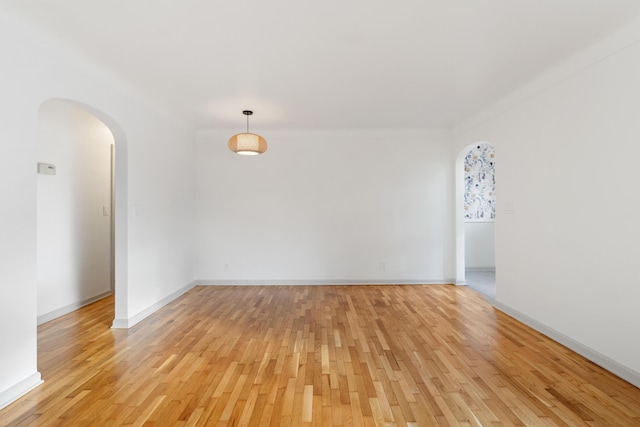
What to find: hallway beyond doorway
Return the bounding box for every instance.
[465,269,495,300]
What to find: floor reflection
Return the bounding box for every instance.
[465,269,496,300]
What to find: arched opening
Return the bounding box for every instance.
[455,142,496,299]
[36,99,128,327]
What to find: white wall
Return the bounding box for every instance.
[0,22,195,407]
[453,24,640,384]
[124,113,196,322]
[464,222,495,269]
[196,129,454,284]
[37,100,113,322]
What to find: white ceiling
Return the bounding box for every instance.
[3,0,640,129]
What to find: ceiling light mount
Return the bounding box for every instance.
[228,110,267,155]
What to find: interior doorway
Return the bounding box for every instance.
[36,99,115,324]
[456,142,496,299]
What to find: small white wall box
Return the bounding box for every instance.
[37,162,56,175]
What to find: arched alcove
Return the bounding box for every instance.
[455,142,496,298]
[36,98,128,327]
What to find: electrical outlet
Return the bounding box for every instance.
[224,263,230,271]
[378,261,386,271]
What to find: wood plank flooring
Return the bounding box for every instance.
[1,285,639,426]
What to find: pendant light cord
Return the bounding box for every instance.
[242,110,253,133]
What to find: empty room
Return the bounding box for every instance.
[1,0,640,425]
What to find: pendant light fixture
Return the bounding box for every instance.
[228,110,267,155]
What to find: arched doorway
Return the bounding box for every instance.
[455,142,496,298]
[36,99,128,327]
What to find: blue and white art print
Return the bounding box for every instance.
[464,143,495,221]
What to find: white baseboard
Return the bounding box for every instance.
[38,291,112,325]
[465,267,496,272]
[111,280,197,329]
[0,372,43,410]
[493,301,640,389]
[110,318,129,329]
[193,279,456,286]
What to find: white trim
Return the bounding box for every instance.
[193,279,456,286]
[38,291,112,325]
[111,281,197,329]
[0,372,43,410]
[493,301,640,389]
[110,318,130,329]
[465,267,496,273]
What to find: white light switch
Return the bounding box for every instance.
[504,201,515,215]
[103,206,111,216]
[37,162,56,175]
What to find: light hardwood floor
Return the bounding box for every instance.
[1,285,639,426]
